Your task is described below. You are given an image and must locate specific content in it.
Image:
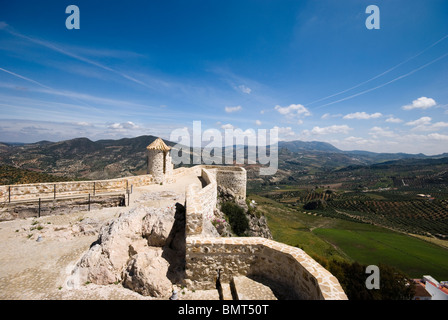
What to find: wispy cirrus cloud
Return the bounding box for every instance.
[0,23,154,90]
[0,67,52,90]
[238,85,251,94]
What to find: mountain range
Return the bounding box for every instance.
[1,135,447,183]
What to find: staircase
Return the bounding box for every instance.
[217,276,278,300]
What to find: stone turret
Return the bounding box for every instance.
[146,137,173,184]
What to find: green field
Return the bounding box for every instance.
[313,228,448,279]
[249,194,448,280]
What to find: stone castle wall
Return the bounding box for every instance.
[0,158,347,300]
[201,165,246,201]
[173,165,246,200]
[185,236,347,300]
[0,174,154,203]
[183,165,348,300]
[147,149,164,183]
[185,168,217,236]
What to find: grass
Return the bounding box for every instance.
[314,228,448,279]
[250,194,348,261]
[249,193,448,279]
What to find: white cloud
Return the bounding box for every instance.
[273,126,296,139]
[343,112,382,120]
[75,121,91,126]
[238,85,251,94]
[427,133,448,141]
[344,136,373,145]
[431,122,448,130]
[303,125,352,136]
[107,121,139,131]
[221,123,234,130]
[405,117,432,127]
[225,105,242,113]
[385,117,403,123]
[321,113,342,119]
[369,126,396,138]
[255,120,262,126]
[275,104,311,117]
[402,97,436,110]
[405,117,448,131]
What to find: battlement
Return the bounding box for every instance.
[185,236,347,300]
[182,165,347,300]
[0,141,347,300]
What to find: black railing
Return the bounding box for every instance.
[3,181,133,204]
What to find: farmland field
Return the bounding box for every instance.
[249,194,448,280]
[313,228,448,279]
[262,188,448,239]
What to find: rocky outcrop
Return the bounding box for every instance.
[67,204,185,298]
[122,249,172,297]
[217,185,272,239]
[246,209,273,239]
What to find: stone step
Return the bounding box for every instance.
[220,283,234,300]
[230,276,278,300]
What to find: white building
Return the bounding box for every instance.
[417,276,448,300]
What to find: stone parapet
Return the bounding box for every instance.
[199,165,246,201]
[0,174,154,203]
[184,236,348,300]
[185,168,217,236]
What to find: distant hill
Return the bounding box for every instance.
[1,136,447,184]
[0,136,175,181]
[278,140,341,153]
[0,165,74,185]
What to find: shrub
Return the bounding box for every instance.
[303,199,326,210]
[325,260,415,300]
[221,201,249,236]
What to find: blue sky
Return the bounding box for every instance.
[0,0,448,154]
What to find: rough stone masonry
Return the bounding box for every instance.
[1,139,347,300]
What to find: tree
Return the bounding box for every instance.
[325,260,415,300]
[220,201,249,236]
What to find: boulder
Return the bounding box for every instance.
[97,206,149,270]
[141,206,176,246]
[68,204,184,296]
[76,243,117,285]
[122,249,172,297]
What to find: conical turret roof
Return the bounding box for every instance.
[146,137,171,151]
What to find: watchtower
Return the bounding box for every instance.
[146,137,173,184]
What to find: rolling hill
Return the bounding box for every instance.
[1,136,447,186]
[0,135,176,181]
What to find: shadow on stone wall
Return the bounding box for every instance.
[163,202,186,285]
